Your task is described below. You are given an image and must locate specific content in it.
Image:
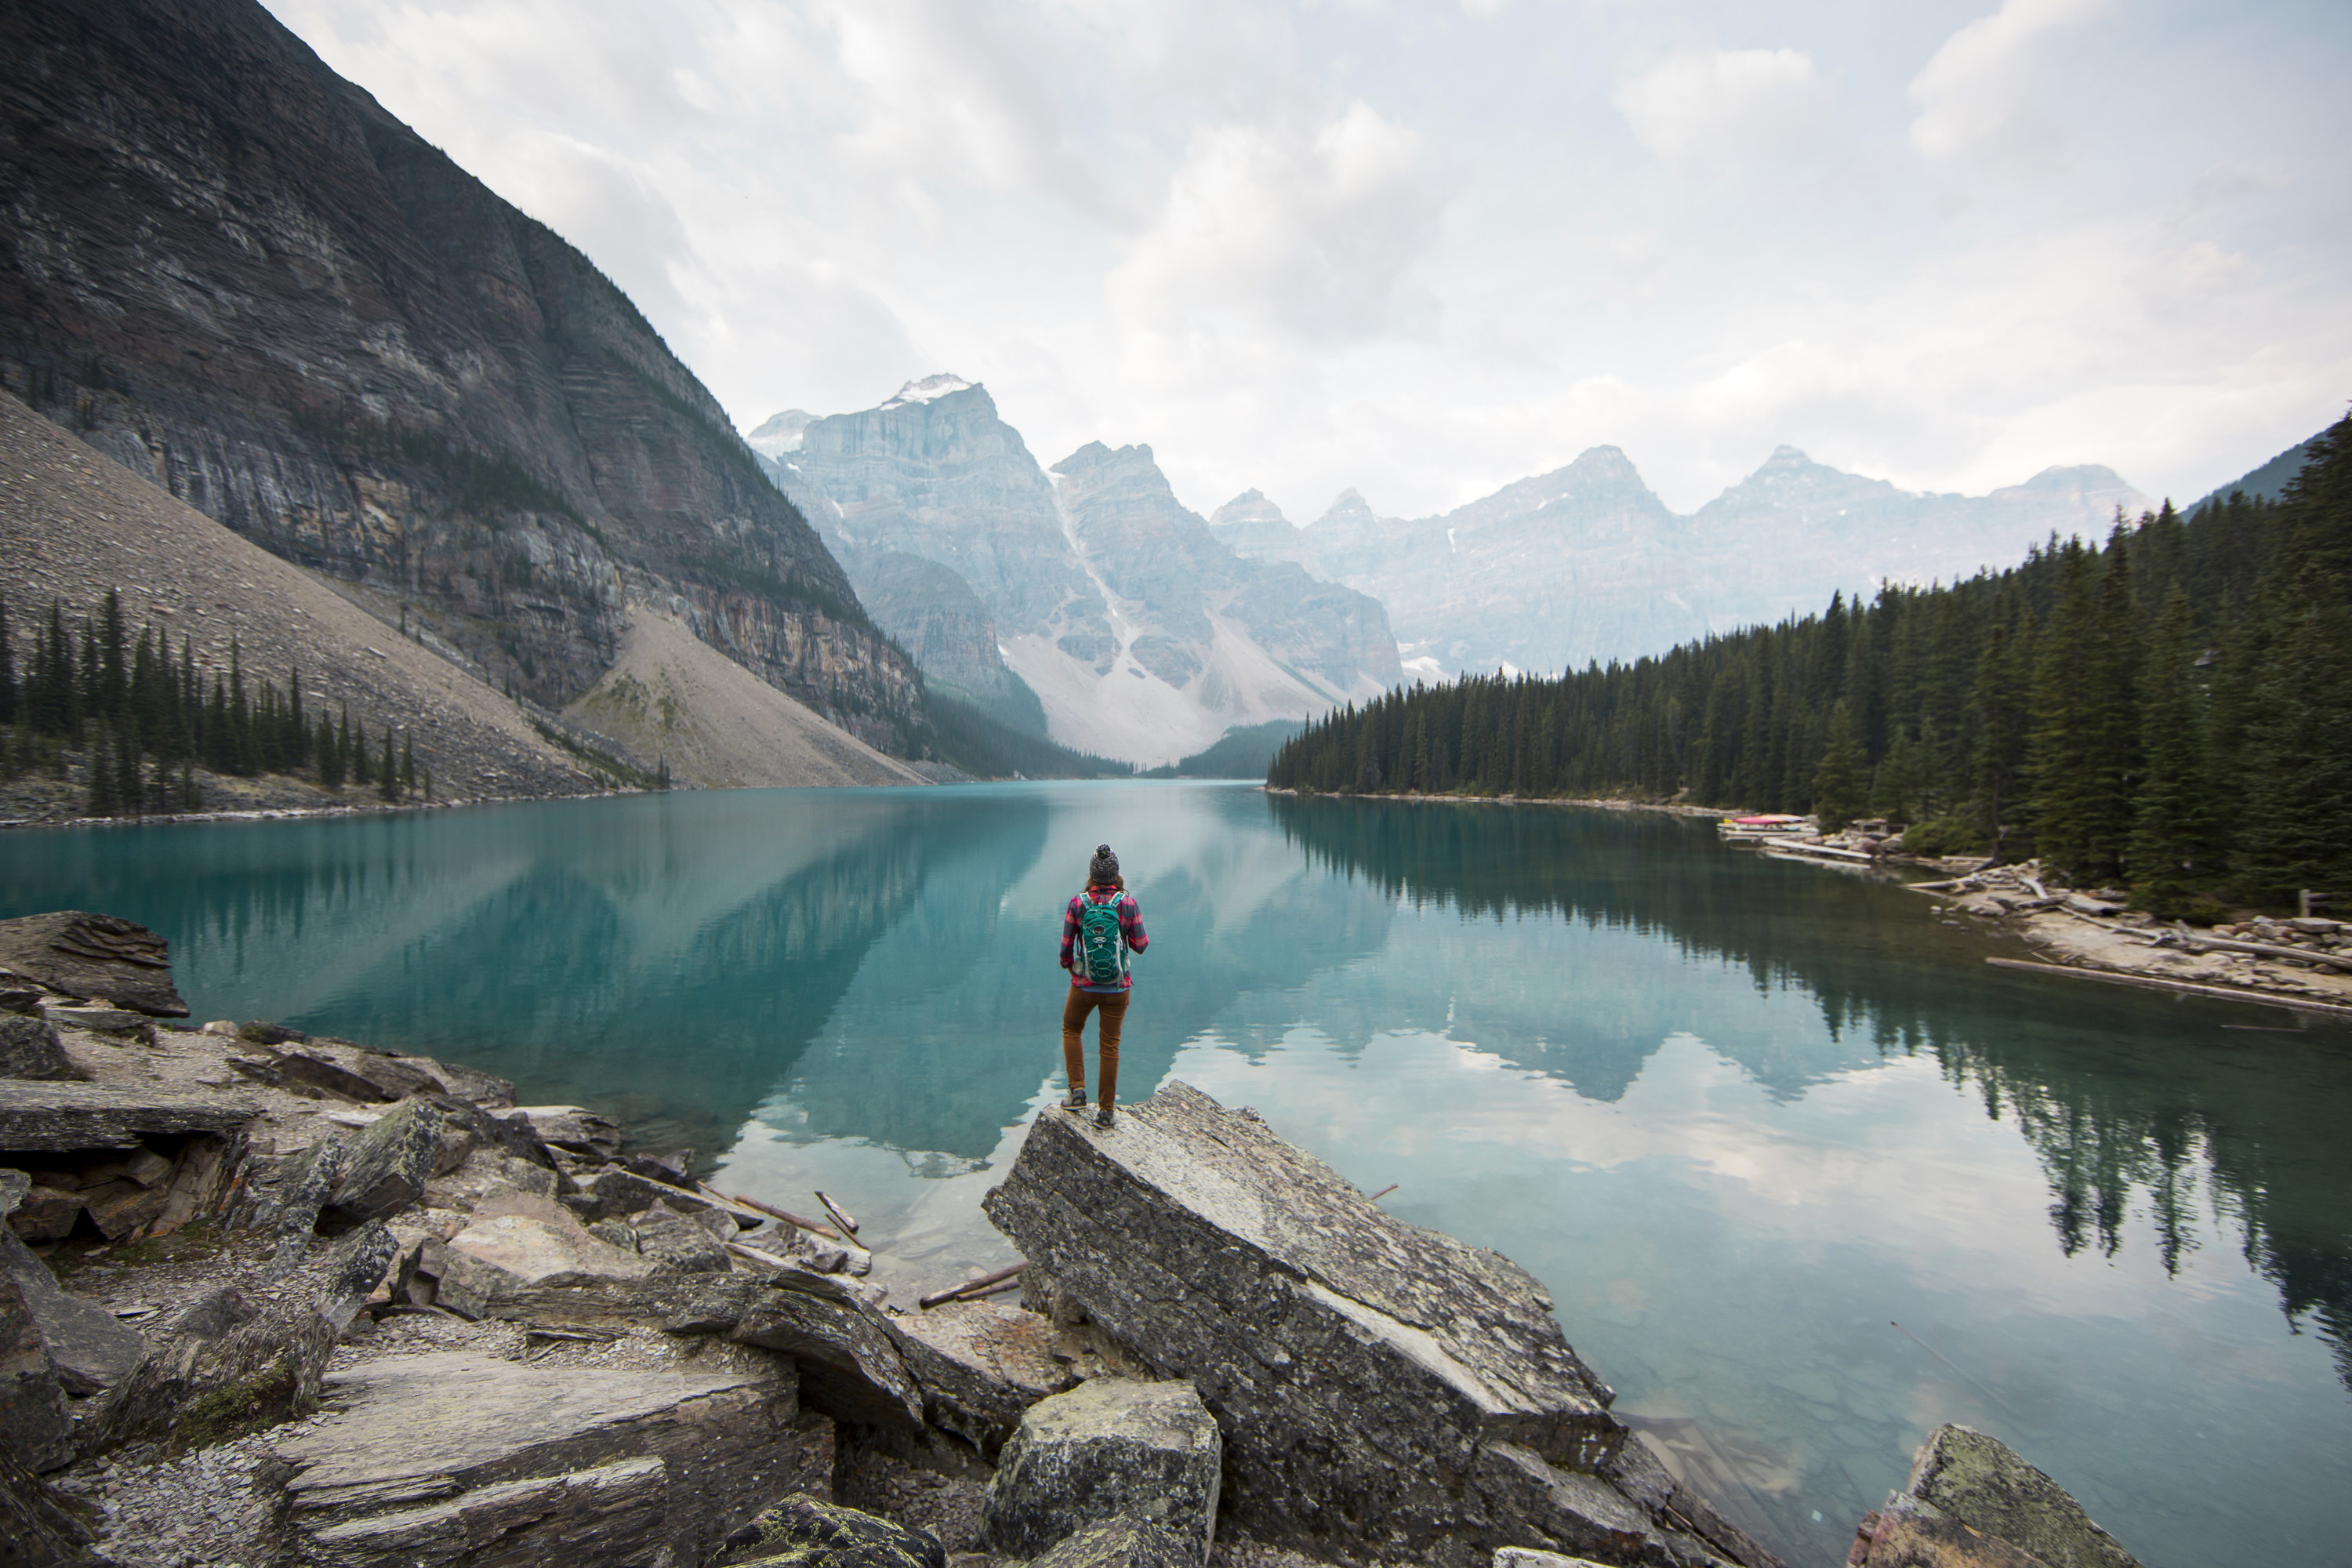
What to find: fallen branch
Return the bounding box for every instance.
[724,1190,840,1241]
[920,1261,1027,1310]
[814,1189,861,1237]
[1984,957,2352,1019]
[2170,934,2352,973]
[1367,1183,1398,1201]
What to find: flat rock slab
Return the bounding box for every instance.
[890,1300,1076,1457]
[0,913,187,1017]
[982,1083,1777,1568]
[985,1377,1221,1566]
[0,1082,256,1152]
[272,1350,826,1566]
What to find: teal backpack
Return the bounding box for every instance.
[1077,894,1128,985]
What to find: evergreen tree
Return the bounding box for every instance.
[2028,543,2103,877]
[401,734,416,797]
[1812,699,1867,829]
[86,725,117,816]
[2238,413,2352,898]
[379,727,399,802]
[2129,588,2213,915]
[114,716,142,815]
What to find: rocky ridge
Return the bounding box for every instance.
[0,0,923,753]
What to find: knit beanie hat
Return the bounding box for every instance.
[1088,844,1120,884]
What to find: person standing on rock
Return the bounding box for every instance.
[1059,844,1148,1128]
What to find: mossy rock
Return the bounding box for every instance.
[719,1494,945,1568]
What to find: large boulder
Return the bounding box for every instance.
[0,913,187,1017]
[722,1494,945,1567]
[982,1083,1777,1568]
[1847,1425,2141,1568]
[890,1299,1077,1457]
[983,1377,1221,1566]
[270,1349,830,1567]
[0,1229,144,1396]
[426,1202,654,1318]
[0,1271,70,1472]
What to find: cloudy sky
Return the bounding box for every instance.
[266,0,2350,521]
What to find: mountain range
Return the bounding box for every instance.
[1209,447,2151,680]
[753,380,1400,766]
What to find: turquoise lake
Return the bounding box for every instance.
[2,780,2347,1564]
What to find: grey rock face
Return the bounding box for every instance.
[724,1494,946,1568]
[0,1019,82,1083]
[983,1377,1221,1566]
[0,913,187,1018]
[982,1083,1778,1567]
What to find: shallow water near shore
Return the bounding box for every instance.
[4,781,2349,1564]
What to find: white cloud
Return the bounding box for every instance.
[1908,0,2111,162]
[1107,103,1453,350]
[257,0,2352,531]
[1615,47,1831,170]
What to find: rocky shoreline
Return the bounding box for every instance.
[0,909,2143,1568]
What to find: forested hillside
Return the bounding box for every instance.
[1270,414,2352,909]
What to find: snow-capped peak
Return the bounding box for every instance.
[878,373,975,411]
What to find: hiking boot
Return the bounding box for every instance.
[1095,1102,1116,1130]
[1062,1087,1088,1111]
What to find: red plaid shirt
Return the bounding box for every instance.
[1062,885,1148,991]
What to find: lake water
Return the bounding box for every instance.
[3,782,2347,1565]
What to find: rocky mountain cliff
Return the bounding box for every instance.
[766,380,1401,765]
[1212,445,2151,677]
[0,0,922,753]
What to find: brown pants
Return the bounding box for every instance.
[1062,987,1130,1107]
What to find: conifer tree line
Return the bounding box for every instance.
[1270,412,2352,911]
[0,590,427,815]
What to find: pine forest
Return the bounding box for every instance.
[1269,413,2352,914]
[0,589,427,815]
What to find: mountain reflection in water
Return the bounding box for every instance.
[4,782,2348,1566]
